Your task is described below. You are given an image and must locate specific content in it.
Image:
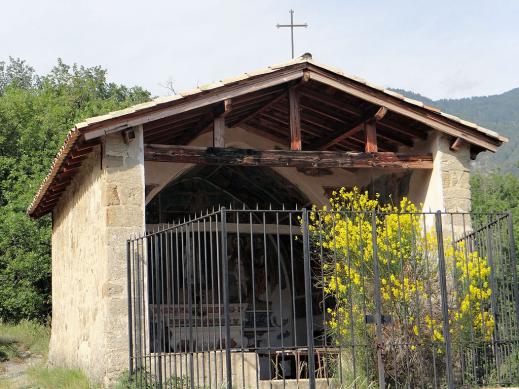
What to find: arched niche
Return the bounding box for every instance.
[146,165,310,224]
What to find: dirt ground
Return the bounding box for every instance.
[0,352,44,389]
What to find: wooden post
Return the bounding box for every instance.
[365,120,378,152]
[213,117,225,147]
[289,88,302,150]
[213,99,231,147]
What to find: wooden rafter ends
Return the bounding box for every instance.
[450,137,465,151]
[144,145,433,169]
[289,88,302,150]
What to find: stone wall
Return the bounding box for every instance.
[50,147,107,380]
[102,127,146,385]
[437,136,472,213]
[50,126,145,386]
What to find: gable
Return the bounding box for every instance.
[27,54,507,218]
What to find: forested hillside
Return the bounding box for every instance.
[393,88,519,173]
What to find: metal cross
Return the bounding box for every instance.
[276,10,308,59]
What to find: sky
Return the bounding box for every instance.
[2,0,519,100]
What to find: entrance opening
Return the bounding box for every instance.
[146,165,309,224]
[142,167,320,383]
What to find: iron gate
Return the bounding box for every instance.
[127,209,519,388]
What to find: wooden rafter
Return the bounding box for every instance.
[307,70,502,151]
[144,144,433,169]
[232,92,287,128]
[299,89,361,116]
[311,106,387,150]
[450,137,465,151]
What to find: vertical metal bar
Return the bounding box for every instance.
[220,208,233,389]
[127,240,134,378]
[371,211,385,389]
[261,211,272,386]
[435,211,455,389]
[486,218,502,383]
[249,211,260,389]
[202,217,213,389]
[155,234,163,388]
[275,212,286,386]
[175,227,184,386]
[507,212,519,331]
[159,232,167,387]
[422,215,438,388]
[235,211,246,389]
[186,227,195,389]
[302,208,316,389]
[139,237,147,387]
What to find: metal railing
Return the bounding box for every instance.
[127,209,519,388]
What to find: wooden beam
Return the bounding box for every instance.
[213,117,226,147]
[365,121,378,152]
[289,88,302,150]
[212,99,232,147]
[307,70,503,151]
[231,91,287,128]
[144,145,433,169]
[450,137,465,151]
[314,106,388,151]
[311,107,378,150]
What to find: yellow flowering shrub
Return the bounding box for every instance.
[308,187,495,385]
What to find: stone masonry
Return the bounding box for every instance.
[49,126,145,386]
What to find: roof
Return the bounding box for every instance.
[27,53,508,218]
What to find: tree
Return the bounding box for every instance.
[471,169,519,250]
[0,58,151,321]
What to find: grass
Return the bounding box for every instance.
[0,320,50,360]
[25,365,95,389]
[0,320,99,388]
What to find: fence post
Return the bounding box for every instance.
[126,240,134,378]
[302,208,316,389]
[371,211,386,389]
[506,212,519,331]
[185,227,195,389]
[435,211,455,389]
[486,220,503,374]
[154,234,164,388]
[220,208,233,389]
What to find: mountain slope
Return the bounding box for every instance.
[392,88,519,173]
